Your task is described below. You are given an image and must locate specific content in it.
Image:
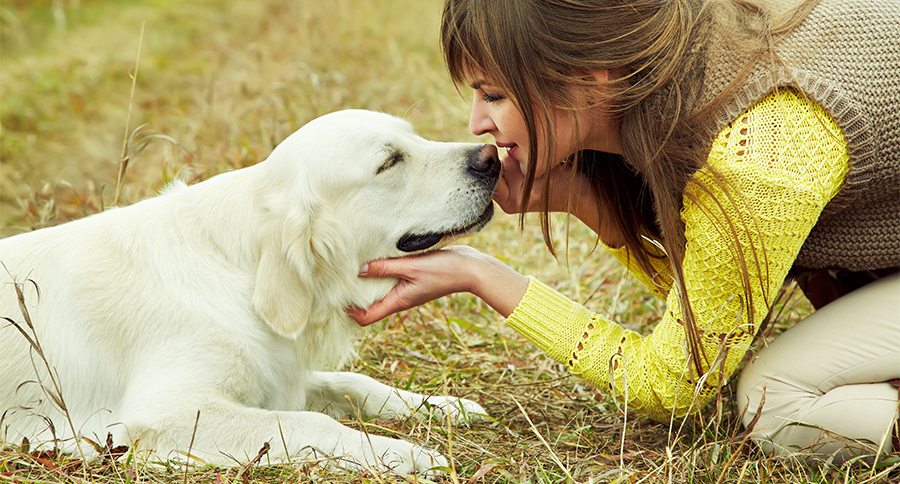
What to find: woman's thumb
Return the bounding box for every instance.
[347,285,408,326]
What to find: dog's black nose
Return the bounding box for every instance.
[467,144,501,180]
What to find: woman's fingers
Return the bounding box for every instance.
[347,279,423,325]
[348,276,438,326]
[346,290,404,326]
[345,305,373,326]
[359,257,411,279]
[348,247,487,326]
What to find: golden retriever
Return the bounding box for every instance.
[0,110,498,474]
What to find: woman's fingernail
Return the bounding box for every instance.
[358,263,368,275]
[346,307,369,325]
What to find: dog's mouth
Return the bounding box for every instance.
[396,203,494,253]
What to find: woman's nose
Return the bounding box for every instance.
[469,97,495,136]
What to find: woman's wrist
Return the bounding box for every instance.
[465,252,530,317]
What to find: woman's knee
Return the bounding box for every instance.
[735,353,808,457]
[737,363,898,462]
[735,352,783,431]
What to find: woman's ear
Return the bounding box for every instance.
[252,213,314,339]
[581,70,613,107]
[589,69,611,85]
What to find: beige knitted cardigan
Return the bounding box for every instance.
[694,0,899,270]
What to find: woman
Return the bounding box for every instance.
[348,0,900,463]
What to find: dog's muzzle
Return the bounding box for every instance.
[396,145,499,253]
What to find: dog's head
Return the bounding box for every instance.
[253,110,499,339]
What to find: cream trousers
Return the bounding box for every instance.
[737,272,900,463]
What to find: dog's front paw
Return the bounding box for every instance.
[421,396,490,425]
[376,436,448,476]
[337,431,447,476]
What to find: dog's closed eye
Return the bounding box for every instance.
[376,147,406,175]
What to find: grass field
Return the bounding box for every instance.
[1,1,897,482]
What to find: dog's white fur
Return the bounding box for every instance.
[0,110,495,473]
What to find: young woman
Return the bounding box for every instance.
[348,0,899,463]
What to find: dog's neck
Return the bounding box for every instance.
[172,164,270,273]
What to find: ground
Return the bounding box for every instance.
[1,0,897,482]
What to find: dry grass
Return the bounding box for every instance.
[1,0,897,482]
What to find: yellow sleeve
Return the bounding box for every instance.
[606,241,673,299]
[506,90,849,421]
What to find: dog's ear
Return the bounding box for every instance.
[252,212,316,339]
[252,207,356,339]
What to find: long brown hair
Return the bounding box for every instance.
[441,0,819,376]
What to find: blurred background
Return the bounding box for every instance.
[1,0,473,234]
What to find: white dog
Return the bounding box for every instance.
[0,110,499,474]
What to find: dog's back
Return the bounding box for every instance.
[0,213,128,447]
[0,179,267,448]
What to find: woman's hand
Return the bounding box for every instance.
[347,246,529,326]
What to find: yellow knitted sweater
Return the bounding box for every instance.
[505,90,850,421]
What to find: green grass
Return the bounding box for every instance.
[1,0,897,482]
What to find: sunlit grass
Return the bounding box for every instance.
[1,0,896,482]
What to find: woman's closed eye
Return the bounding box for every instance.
[481,92,506,103]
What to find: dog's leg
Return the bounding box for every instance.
[121,397,447,473]
[306,371,488,423]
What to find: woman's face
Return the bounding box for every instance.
[467,73,619,178]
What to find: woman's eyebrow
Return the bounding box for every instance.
[470,80,485,89]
